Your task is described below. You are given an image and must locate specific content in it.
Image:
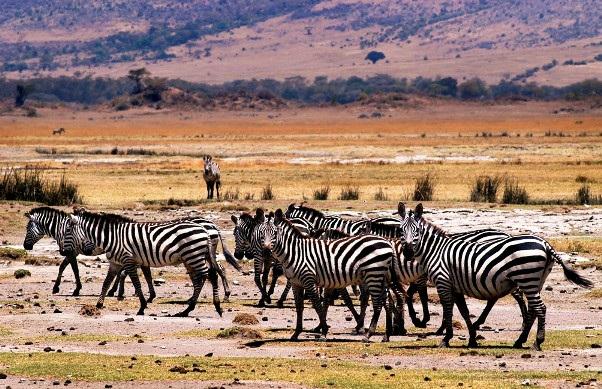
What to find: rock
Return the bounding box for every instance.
[424,377,431,382]
[205,352,213,357]
[521,379,531,386]
[591,343,601,348]
[0,373,6,379]
[124,318,134,322]
[383,365,393,370]
[43,347,53,352]
[521,353,531,359]
[169,366,188,374]
[98,341,107,346]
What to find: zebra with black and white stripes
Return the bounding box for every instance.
[62,209,223,317]
[262,208,396,341]
[108,215,240,302]
[400,203,593,350]
[22,207,155,298]
[203,155,221,199]
[231,209,291,307]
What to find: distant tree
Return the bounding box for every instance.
[143,77,167,102]
[15,84,32,107]
[458,78,489,99]
[128,68,151,94]
[365,51,385,64]
[435,77,458,96]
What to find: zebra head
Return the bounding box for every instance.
[399,203,424,259]
[63,215,95,257]
[231,209,263,260]
[284,203,324,227]
[23,211,45,250]
[203,155,213,176]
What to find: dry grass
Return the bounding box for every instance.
[232,313,259,325]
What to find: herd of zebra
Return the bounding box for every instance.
[22,202,593,350]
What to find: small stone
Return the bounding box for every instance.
[384,365,393,370]
[0,373,6,379]
[105,385,112,388]
[43,347,53,352]
[499,362,507,367]
[52,381,60,386]
[521,354,531,359]
[53,309,62,314]
[262,317,268,322]
[591,344,601,348]
[98,341,107,346]
[424,377,431,382]
[124,318,134,322]
[205,352,213,357]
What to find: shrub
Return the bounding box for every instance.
[374,187,389,201]
[166,198,201,206]
[0,167,82,205]
[575,175,589,183]
[25,107,38,117]
[260,183,274,200]
[0,248,27,260]
[470,175,502,202]
[574,184,601,205]
[313,186,330,200]
[222,187,240,201]
[413,173,436,201]
[243,192,255,201]
[338,185,360,200]
[14,269,31,279]
[502,179,529,204]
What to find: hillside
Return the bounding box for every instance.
[1,0,601,85]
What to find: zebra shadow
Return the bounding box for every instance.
[244,337,367,348]
[387,344,521,350]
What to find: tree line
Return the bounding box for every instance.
[2,73,601,106]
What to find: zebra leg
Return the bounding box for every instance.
[261,260,273,304]
[513,291,542,350]
[531,297,547,351]
[340,287,362,328]
[68,256,82,296]
[267,264,282,297]
[390,284,407,336]
[206,182,212,199]
[217,262,231,302]
[363,281,387,342]
[307,285,328,339]
[405,282,421,327]
[454,292,477,348]
[383,290,394,342]
[141,266,156,303]
[277,280,292,308]
[472,299,498,331]
[174,270,207,317]
[209,267,222,316]
[216,180,221,200]
[436,283,455,348]
[52,256,72,294]
[96,262,121,309]
[117,270,127,300]
[253,256,268,307]
[417,279,431,328]
[123,262,147,315]
[107,268,123,297]
[291,285,305,341]
[511,290,528,332]
[356,287,369,334]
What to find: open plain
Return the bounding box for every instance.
[0,100,602,388]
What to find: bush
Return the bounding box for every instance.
[260,184,274,200]
[0,167,82,205]
[470,175,502,202]
[374,187,389,201]
[25,107,38,117]
[222,187,240,201]
[243,192,255,201]
[502,179,529,204]
[413,173,436,201]
[338,185,360,200]
[575,175,589,183]
[0,248,27,260]
[575,184,601,205]
[14,269,31,279]
[313,186,330,200]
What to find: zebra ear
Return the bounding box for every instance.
[230,215,238,224]
[255,208,265,223]
[69,215,79,225]
[414,203,423,219]
[268,211,275,220]
[397,202,406,218]
[24,212,30,219]
[287,203,295,211]
[274,209,284,225]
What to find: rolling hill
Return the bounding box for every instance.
[1,0,601,85]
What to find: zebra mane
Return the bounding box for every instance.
[280,217,308,238]
[367,221,403,236]
[287,203,325,219]
[420,217,448,237]
[75,210,135,223]
[28,206,69,219]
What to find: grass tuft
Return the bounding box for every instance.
[0,167,82,205]
[502,178,529,204]
[260,183,274,200]
[470,175,502,202]
[14,269,31,279]
[374,187,389,201]
[313,186,330,200]
[339,185,360,200]
[0,247,28,260]
[413,172,436,201]
[222,187,240,201]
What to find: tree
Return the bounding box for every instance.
[128,68,151,94]
[435,77,458,96]
[365,51,385,64]
[458,78,489,99]
[15,84,32,107]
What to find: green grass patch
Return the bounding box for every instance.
[0,247,27,260]
[587,289,602,298]
[0,352,598,388]
[171,329,221,338]
[15,333,147,344]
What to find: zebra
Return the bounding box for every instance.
[231,209,291,307]
[22,207,155,298]
[262,208,396,342]
[62,209,223,317]
[366,218,527,334]
[203,155,221,200]
[108,215,240,302]
[400,203,593,350]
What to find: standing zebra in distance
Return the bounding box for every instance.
[401,203,593,350]
[262,209,396,342]
[108,215,240,302]
[63,209,223,317]
[22,207,155,298]
[203,155,221,199]
[231,209,291,307]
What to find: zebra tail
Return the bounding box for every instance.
[548,242,594,289]
[218,232,242,272]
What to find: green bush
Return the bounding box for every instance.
[14,269,31,279]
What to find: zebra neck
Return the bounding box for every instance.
[90,219,121,252]
[45,213,66,241]
[416,227,450,266]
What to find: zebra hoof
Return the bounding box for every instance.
[382,336,390,343]
[530,343,542,352]
[392,327,407,336]
[172,311,189,318]
[106,291,115,297]
[256,301,266,308]
[52,286,60,294]
[96,302,104,309]
[468,340,478,348]
[136,310,145,316]
[276,300,285,308]
[361,336,372,343]
[222,296,230,303]
[438,340,450,348]
[512,341,524,349]
[290,333,301,341]
[411,319,424,328]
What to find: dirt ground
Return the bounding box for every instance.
[0,203,600,388]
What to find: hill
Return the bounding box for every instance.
[1,0,601,86]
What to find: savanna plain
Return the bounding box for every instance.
[0,99,601,388]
